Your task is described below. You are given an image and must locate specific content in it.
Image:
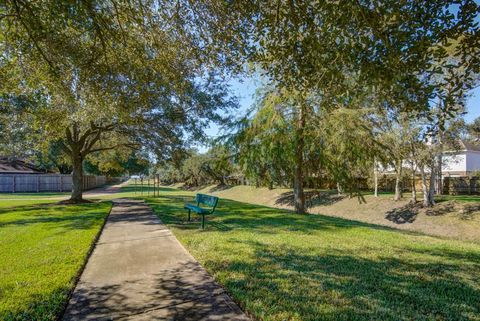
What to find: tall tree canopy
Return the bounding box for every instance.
[198,0,480,212]
[0,1,236,201]
[1,1,479,209]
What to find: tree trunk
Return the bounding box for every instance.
[219,175,226,186]
[436,152,443,195]
[420,165,430,207]
[436,121,444,195]
[394,159,403,201]
[428,163,436,206]
[70,154,84,202]
[293,152,305,213]
[337,182,343,196]
[411,167,417,203]
[62,122,119,202]
[293,102,306,214]
[373,158,378,197]
[420,163,435,207]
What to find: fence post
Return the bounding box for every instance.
[60,175,63,192]
[12,175,15,193]
[37,175,40,192]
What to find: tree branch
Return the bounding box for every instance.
[87,143,139,154]
[59,140,72,155]
[10,0,58,76]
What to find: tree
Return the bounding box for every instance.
[181,153,211,187]
[201,146,234,186]
[194,0,480,212]
[318,107,381,197]
[34,140,73,174]
[0,95,38,159]
[468,117,480,142]
[375,112,412,201]
[235,88,296,190]
[1,1,235,202]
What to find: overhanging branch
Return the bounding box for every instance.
[87,142,140,154]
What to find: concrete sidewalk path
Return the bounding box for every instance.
[62,199,249,321]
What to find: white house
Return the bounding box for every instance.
[443,141,480,176]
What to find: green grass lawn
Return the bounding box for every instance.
[437,195,480,202]
[0,199,111,320]
[146,190,480,321]
[0,192,70,200]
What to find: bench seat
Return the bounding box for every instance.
[184,193,219,229]
[184,204,211,214]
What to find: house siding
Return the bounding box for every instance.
[466,151,480,172]
[443,152,467,174]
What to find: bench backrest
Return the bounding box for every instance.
[196,193,219,209]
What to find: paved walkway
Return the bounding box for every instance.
[62,199,249,321]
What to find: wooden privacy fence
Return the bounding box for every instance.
[0,174,106,193]
[443,177,480,195]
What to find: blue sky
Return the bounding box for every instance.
[465,86,480,122]
[197,80,480,153]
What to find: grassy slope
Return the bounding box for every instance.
[147,189,480,321]
[176,184,480,242]
[0,200,111,320]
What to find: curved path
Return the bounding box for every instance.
[62,199,249,321]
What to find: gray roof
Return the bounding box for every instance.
[461,141,480,152]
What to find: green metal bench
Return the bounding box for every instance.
[184,193,219,229]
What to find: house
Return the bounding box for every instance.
[443,141,480,177]
[0,157,46,174]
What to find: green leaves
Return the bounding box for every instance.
[0,0,237,169]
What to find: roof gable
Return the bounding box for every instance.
[461,141,480,152]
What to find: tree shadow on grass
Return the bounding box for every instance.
[275,190,345,209]
[216,240,480,321]
[424,201,457,217]
[141,196,480,320]
[384,202,421,224]
[148,195,423,237]
[208,184,234,193]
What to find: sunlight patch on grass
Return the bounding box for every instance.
[147,192,480,321]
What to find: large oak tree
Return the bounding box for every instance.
[0,1,235,201]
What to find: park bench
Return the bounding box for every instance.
[184,193,219,229]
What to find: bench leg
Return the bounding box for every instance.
[188,209,191,221]
[201,214,205,229]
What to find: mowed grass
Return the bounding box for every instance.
[0,192,70,200]
[0,199,60,208]
[0,199,111,320]
[147,191,480,321]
